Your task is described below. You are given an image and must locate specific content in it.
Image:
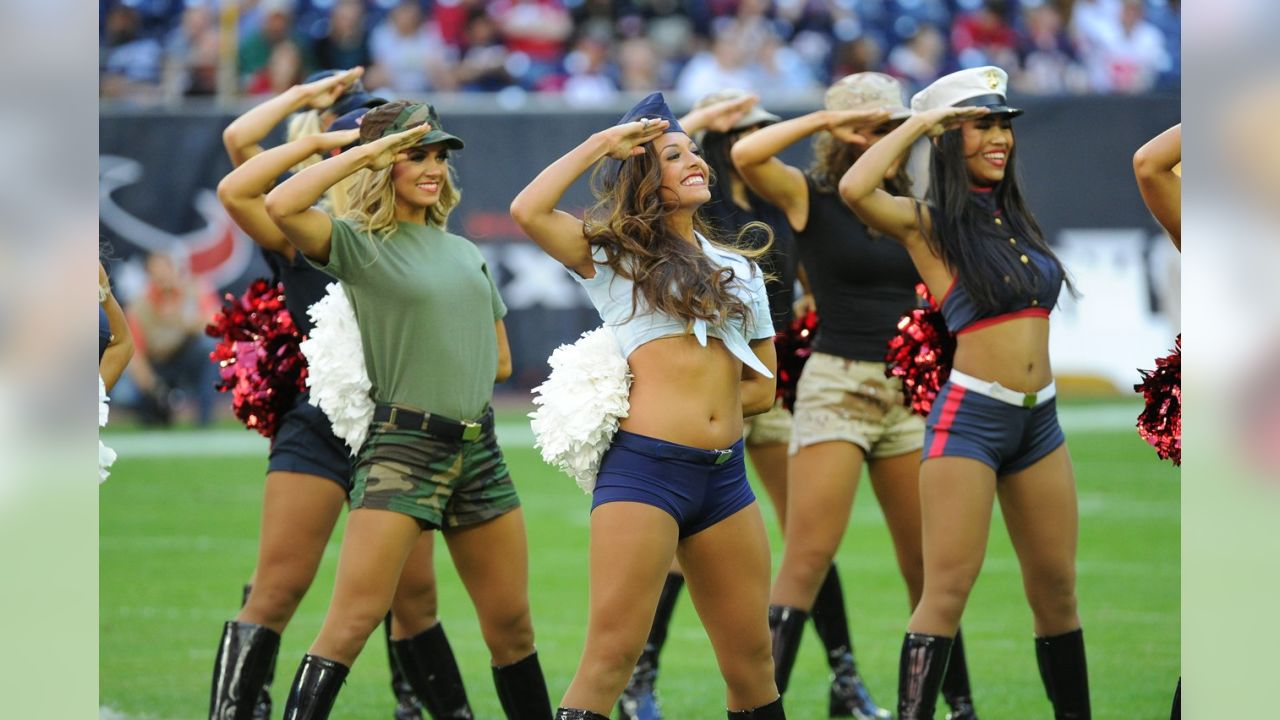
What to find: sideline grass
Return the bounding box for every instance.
[100,411,1178,719]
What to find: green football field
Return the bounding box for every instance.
[100,403,1179,719]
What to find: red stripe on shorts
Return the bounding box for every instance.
[928,385,968,458]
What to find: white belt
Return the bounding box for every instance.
[948,369,1056,408]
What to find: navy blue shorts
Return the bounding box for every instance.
[922,379,1065,475]
[592,430,756,538]
[268,395,354,491]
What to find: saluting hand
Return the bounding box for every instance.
[824,109,893,147]
[915,106,990,138]
[298,67,365,112]
[600,118,670,160]
[682,94,760,134]
[361,124,433,170]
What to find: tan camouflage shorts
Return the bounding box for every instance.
[743,400,793,447]
[789,352,924,459]
[349,419,520,529]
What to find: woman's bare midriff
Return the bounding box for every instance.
[621,334,745,450]
[951,316,1054,393]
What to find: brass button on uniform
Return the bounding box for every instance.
[1010,237,1017,245]
[994,218,1003,225]
[1031,299,1039,306]
[1020,254,1029,264]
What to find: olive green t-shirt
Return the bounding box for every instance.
[309,218,507,420]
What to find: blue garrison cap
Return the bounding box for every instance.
[616,92,684,135]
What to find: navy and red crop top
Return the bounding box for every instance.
[937,194,1064,335]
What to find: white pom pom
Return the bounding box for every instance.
[300,283,375,454]
[529,326,632,494]
[99,374,115,483]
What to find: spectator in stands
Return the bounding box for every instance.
[614,36,665,93]
[752,30,821,101]
[675,22,757,103]
[1144,0,1181,90]
[1013,3,1088,95]
[455,9,515,92]
[885,24,946,94]
[951,0,1018,70]
[100,4,164,98]
[312,0,372,73]
[1082,0,1170,93]
[162,3,220,97]
[125,252,220,426]
[490,0,574,89]
[831,35,886,80]
[239,0,312,93]
[368,0,457,93]
[562,35,619,106]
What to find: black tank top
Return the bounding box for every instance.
[701,190,797,331]
[796,175,920,361]
[263,248,332,336]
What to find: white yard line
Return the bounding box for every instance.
[104,404,1141,459]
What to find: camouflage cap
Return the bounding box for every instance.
[361,100,465,150]
[824,72,913,120]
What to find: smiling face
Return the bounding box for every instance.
[392,142,450,212]
[960,114,1014,185]
[655,132,711,210]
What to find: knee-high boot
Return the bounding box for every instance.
[727,697,786,719]
[810,566,889,718]
[208,620,280,720]
[390,622,474,719]
[1034,629,1091,720]
[492,651,553,720]
[941,628,978,719]
[281,654,350,720]
[897,633,953,720]
[768,605,808,695]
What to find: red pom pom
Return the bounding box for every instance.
[205,279,308,437]
[885,284,955,417]
[775,309,819,413]
[1135,334,1180,466]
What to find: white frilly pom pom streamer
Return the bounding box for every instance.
[529,326,632,494]
[300,282,375,455]
[99,374,116,484]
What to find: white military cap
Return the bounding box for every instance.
[910,66,1023,117]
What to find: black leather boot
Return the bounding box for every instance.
[281,654,349,720]
[619,572,684,720]
[237,584,276,720]
[1170,678,1180,720]
[492,651,553,720]
[768,605,808,695]
[810,566,890,719]
[554,710,609,720]
[942,628,978,720]
[209,620,281,720]
[897,633,954,720]
[385,613,426,719]
[726,697,786,719]
[391,622,474,719]
[1034,629,1090,720]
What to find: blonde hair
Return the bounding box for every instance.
[286,110,324,174]
[341,161,461,240]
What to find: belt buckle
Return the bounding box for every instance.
[1022,392,1037,409]
[461,421,482,442]
[387,407,399,426]
[714,448,733,465]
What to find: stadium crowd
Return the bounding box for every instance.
[100,0,1179,104]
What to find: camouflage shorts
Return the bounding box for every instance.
[349,418,519,530]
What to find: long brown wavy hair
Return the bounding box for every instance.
[808,128,912,196]
[585,138,772,329]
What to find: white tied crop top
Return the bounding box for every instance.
[572,232,775,378]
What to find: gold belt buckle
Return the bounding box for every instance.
[461,421,482,442]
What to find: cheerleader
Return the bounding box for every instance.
[511,92,783,719]
[99,261,133,391]
[211,71,472,720]
[266,100,552,719]
[733,72,978,719]
[840,66,1088,719]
